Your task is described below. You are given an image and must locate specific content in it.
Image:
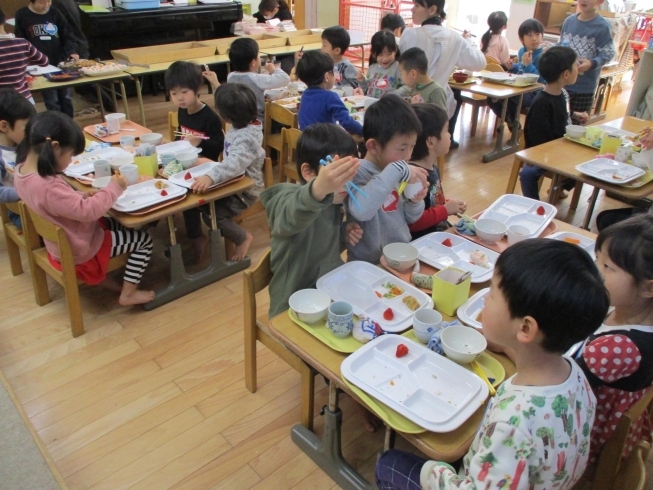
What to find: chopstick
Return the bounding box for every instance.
[456,212,474,222]
[319,155,369,210]
[174,131,210,140]
[471,360,496,396]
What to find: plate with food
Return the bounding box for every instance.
[58,59,100,73]
[341,335,488,432]
[478,195,556,238]
[316,261,433,333]
[410,232,497,283]
[575,158,645,185]
[546,231,596,258]
[112,179,187,213]
[155,140,202,162]
[479,72,539,86]
[44,71,82,82]
[80,62,125,77]
[167,162,245,190]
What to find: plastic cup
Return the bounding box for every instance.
[119,164,139,185]
[105,113,122,134]
[327,301,354,338]
[506,224,531,247]
[120,135,135,148]
[413,309,443,343]
[93,159,111,178]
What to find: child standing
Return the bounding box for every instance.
[376,239,609,490]
[14,111,155,305]
[407,104,465,240]
[190,83,265,261]
[262,123,362,317]
[572,214,653,463]
[357,30,402,99]
[15,0,78,117]
[226,38,290,122]
[321,26,360,89]
[480,11,509,65]
[346,95,428,264]
[393,47,447,111]
[559,0,615,123]
[520,46,588,200]
[296,51,363,136]
[381,13,406,44]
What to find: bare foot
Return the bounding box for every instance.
[118,280,155,306]
[232,232,253,261]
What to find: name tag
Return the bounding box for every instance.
[40,36,51,40]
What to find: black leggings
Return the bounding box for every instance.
[448,88,463,140]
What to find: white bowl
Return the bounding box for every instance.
[176,152,198,169]
[440,326,487,364]
[266,88,284,101]
[109,112,126,125]
[474,219,507,244]
[383,243,419,271]
[140,133,163,146]
[109,154,135,171]
[92,176,112,189]
[566,125,586,139]
[289,289,331,324]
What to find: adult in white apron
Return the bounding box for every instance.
[399,0,486,148]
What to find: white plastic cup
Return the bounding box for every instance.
[413,309,443,343]
[120,135,135,148]
[93,159,111,178]
[404,181,424,200]
[119,164,139,185]
[105,113,122,134]
[342,86,354,97]
[506,224,531,247]
[614,146,634,164]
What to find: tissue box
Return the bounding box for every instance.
[431,267,471,316]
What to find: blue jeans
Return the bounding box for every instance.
[41,87,74,118]
[519,164,547,200]
[375,450,427,490]
[8,210,21,230]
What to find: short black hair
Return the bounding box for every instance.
[296,123,359,184]
[214,83,257,129]
[0,89,37,128]
[258,0,278,12]
[398,47,428,74]
[0,6,5,25]
[322,26,350,54]
[369,29,399,65]
[414,0,446,21]
[538,46,577,84]
[296,50,334,87]
[363,94,421,147]
[380,13,405,33]
[164,61,203,94]
[517,18,544,41]
[229,38,259,72]
[495,239,609,353]
[596,213,653,287]
[411,103,448,161]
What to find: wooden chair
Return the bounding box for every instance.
[484,53,501,65]
[20,202,130,338]
[264,102,298,159]
[613,441,649,490]
[168,111,179,142]
[0,202,27,276]
[460,92,488,138]
[243,249,314,429]
[485,63,505,73]
[279,127,302,183]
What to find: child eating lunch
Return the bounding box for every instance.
[392,47,446,111]
[321,26,360,89]
[14,111,155,305]
[376,239,609,490]
[357,29,402,99]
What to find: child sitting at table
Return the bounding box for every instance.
[189,83,265,261]
[226,37,290,122]
[346,95,428,264]
[321,26,360,89]
[14,111,155,305]
[392,47,446,111]
[480,11,509,66]
[381,13,405,44]
[356,29,402,99]
[261,123,362,317]
[296,50,363,136]
[376,239,609,490]
[407,104,466,240]
[520,46,588,201]
[0,89,37,229]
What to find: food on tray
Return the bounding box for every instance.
[536,205,545,216]
[442,238,453,247]
[380,282,404,299]
[395,344,409,358]
[469,250,490,269]
[375,291,382,298]
[184,171,193,181]
[476,311,483,322]
[352,314,383,343]
[612,173,624,180]
[80,61,123,74]
[383,308,394,321]
[162,161,184,178]
[412,272,433,290]
[160,189,168,196]
[563,237,581,245]
[154,181,169,189]
[402,295,420,311]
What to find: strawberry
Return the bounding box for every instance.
[383,308,394,321]
[442,238,453,247]
[536,205,545,216]
[160,190,168,196]
[395,344,409,358]
[184,171,192,181]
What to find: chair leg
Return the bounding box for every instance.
[570,182,583,211]
[299,361,314,431]
[31,264,51,306]
[63,276,85,338]
[6,238,23,276]
[470,104,479,137]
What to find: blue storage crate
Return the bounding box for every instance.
[115,0,160,10]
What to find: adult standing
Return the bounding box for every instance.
[399,0,485,148]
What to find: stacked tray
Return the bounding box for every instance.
[65,147,134,176]
[478,195,556,237]
[456,288,489,329]
[167,162,245,190]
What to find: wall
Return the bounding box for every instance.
[507,0,537,47]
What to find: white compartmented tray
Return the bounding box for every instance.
[478,195,556,238]
[411,232,497,283]
[155,140,202,161]
[113,179,187,213]
[342,95,375,109]
[341,335,488,432]
[546,231,596,259]
[167,162,243,190]
[65,147,133,176]
[316,261,433,333]
[592,125,637,139]
[479,72,537,86]
[575,158,645,185]
[457,288,489,329]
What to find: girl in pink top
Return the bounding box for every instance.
[481,11,510,66]
[14,111,155,306]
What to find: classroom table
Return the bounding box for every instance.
[266,221,594,490]
[448,78,544,163]
[261,37,370,71]
[63,174,254,310]
[505,116,653,229]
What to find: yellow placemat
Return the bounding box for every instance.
[622,169,653,188]
[564,134,600,150]
[288,309,364,353]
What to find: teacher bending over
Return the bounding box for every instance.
[400,0,486,148]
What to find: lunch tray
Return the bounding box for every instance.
[112,179,187,213]
[478,195,556,239]
[478,72,538,86]
[546,231,596,259]
[167,163,245,190]
[288,309,364,354]
[454,218,557,253]
[575,158,645,185]
[83,121,151,144]
[316,261,433,333]
[410,232,498,284]
[456,288,489,330]
[341,335,488,432]
[65,147,134,176]
[155,140,202,160]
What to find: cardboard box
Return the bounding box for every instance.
[201,35,287,55]
[269,30,323,46]
[111,42,216,64]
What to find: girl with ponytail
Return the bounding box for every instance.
[481,11,509,65]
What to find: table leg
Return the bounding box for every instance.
[547,174,561,205]
[300,361,315,431]
[291,382,375,490]
[144,206,251,310]
[96,84,106,121]
[133,76,147,126]
[383,425,396,452]
[119,80,130,121]
[110,82,118,116]
[581,187,601,230]
[505,156,524,194]
[482,95,523,163]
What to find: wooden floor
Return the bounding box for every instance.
[1,82,645,490]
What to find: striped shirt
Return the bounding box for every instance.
[0,36,48,99]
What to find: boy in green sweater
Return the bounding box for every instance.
[261,123,364,317]
[393,47,447,112]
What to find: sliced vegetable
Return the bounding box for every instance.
[563,237,581,245]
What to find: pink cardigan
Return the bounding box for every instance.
[14,166,123,264]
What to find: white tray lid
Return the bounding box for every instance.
[592,125,637,139]
[341,335,488,432]
[112,179,186,212]
[316,261,433,333]
[546,231,596,259]
[411,232,497,283]
[167,162,220,189]
[478,195,556,238]
[575,158,645,185]
[155,140,202,157]
[65,147,133,176]
[456,288,489,329]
